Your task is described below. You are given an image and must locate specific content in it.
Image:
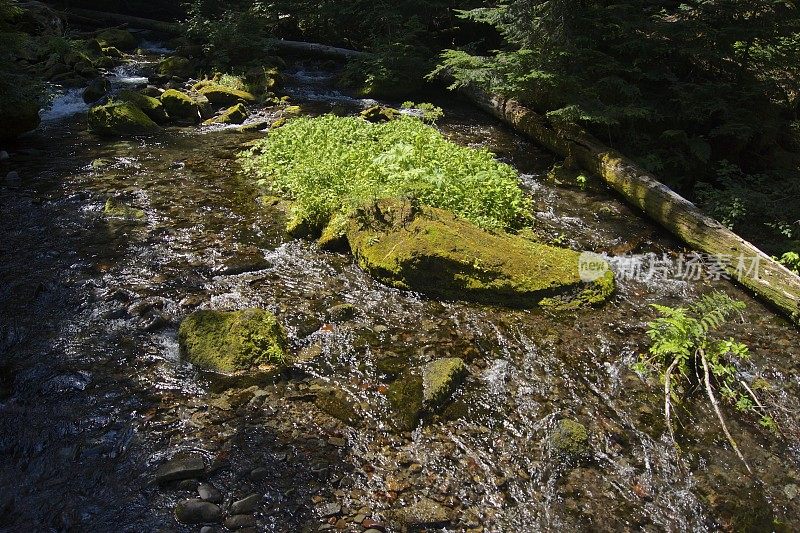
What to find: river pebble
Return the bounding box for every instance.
[174,499,222,524]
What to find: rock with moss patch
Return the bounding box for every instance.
[88,101,159,136]
[203,103,249,125]
[326,303,356,323]
[83,78,110,103]
[158,56,195,79]
[422,358,467,409]
[199,85,256,106]
[104,198,146,221]
[550,418,590,460]
[360,105,399,123]
[96,29,137,51]
[313,385,361,426]
[160,89,200,123]
[178,309,289,374]
[117,90,168,124]
[387,372,424,431]
[346,198,614,307]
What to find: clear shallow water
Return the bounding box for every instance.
[1,57,799,532]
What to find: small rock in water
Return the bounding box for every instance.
[199,527,220,533]
[230,493,260,514]
[154,453,206,484]
[224,514,257,529]
[5,171,20,182]
[326,303,356,322]
[197,482,222,503]
[174,499,222,524]
[422,358,468,409]
[785,483,798,500]
[317,502,342,518]
[249,467,269,481]
[549,418,590,461]
[389,498,452,528]
[0,151,9,162]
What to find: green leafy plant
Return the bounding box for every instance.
[633,291,777,472]
[239,114,532,232]
[776,251,800,274]
[401,101,444,123]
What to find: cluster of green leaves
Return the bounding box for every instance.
[401,101,444,123]
[239,114,531,231]
[633,292,777,467]
[776,251,800,274]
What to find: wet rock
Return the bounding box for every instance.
[178,309,288,373]
[422,358,467,409]
[199,527,220,533]
[317,502,341,518]
[230,493,260,514]
[5,171,20,183]
[198,85,256,106]
[296,342,323,364]
[204,103,249,125]
[0,151,8,162]
[104,198,146,221]
[154,453,206,484]
[387,372,424,431]
[83,77,110,103]
[96,29,137,51]
[117,90,169,124]
[177,478,199,491]
[158,56,195,78]
[360,105,399,123]
[375,354,407,378]
[249,467,269,481]
[346,198,615,307]
[550,418,590,460]
[313,385,360,426]
[224,515,256,529]
[174,499,222,524]
[326,303,356,323]
[213,252,269,275]
[388,498,451,528]
[88,101,160,136]
[198,483,222,503]
[102,46,124,58]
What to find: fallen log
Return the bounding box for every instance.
[267,39,367,61]
[42,4,180,34]
[459,84,800,324]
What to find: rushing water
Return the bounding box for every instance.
[1,49,799,533]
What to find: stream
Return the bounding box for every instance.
[1,38,799,533]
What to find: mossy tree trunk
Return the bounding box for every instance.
[460,84,800,325]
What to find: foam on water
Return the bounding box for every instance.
[39,88,89,122]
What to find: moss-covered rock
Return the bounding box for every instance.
[550,418,590,460]
[178,309,289,374]
[88,101,159,136]
[360,105,400,123]
[103,198,145,221]
[387,372,424,431]
[83,78,110,103]
[160,89,200,123]
[117,90,168,124]
[326,303,356,323]
[422,358,467,409]
[158,56,195,78]
[313,385,360,426]
[203,103,249,125]
[198,85,256,106]
[96,29,137,51]
[346,198,614,307]
[1,100,41,141]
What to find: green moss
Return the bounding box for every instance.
[158,56,195,78]
[117,90,168,124]
[88,101,159,137]
[203,103,249,125]
[346,199,614,307]
[550,419,590,459]
[422,358,467,409]
[160,89,199,122]
[178,309,289,374]
[387,372,424,431]
[317,213,349,250]
[360,105,400,123]
[103,198,145,221]
[199,84,256,106]
[96,29,136,51]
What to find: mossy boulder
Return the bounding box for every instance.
[96,29,137,51]
[158,56,195,79]
[198,85,256,106]
[103,198,145,221]
[160,89,200,123]
[203,103,249,125]
[1,100,41,141]
[387,372,424,431]
[88,101,159,136]
[178,309,289,374]
[550,418,590,460]
[346,198,614,307]
[422,358,467,409]
[83,78,110,103]
[117,90,168,124]
[360,105,400,123]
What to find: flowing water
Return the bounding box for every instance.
[0,45,799,533]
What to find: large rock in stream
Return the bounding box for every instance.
[344,198,614,307]
[88,101,159,136]
[178,309,289,374]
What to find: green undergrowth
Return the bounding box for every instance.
[238,114,532,233]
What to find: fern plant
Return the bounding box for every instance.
[633,291,777,472]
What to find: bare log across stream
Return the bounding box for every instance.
[40,3,180,33]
